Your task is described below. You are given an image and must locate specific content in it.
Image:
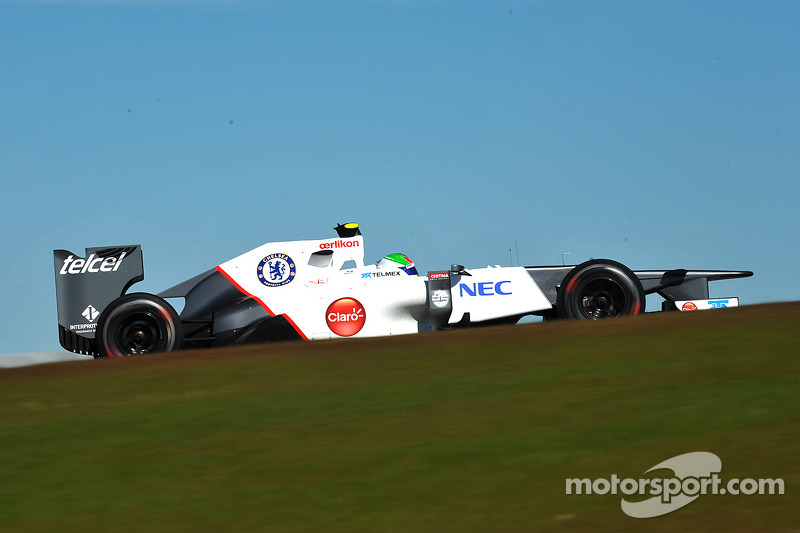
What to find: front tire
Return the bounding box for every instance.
[557,260,645,319]
[95,293,183,357]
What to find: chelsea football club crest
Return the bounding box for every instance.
[257,253,296,287]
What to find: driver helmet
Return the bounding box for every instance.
[376,253,418,276]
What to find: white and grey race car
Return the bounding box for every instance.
[54,223,752,357]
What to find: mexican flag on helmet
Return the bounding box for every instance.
[376,253,418,276]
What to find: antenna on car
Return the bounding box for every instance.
[510,240,520,267]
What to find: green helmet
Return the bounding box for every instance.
[376,253,418,276]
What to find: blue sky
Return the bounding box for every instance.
[1,0,798,354]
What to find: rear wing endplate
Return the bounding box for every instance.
[53,245,144,354]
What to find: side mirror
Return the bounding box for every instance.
[450,264,471,276]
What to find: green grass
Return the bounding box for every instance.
[1,303,798,532]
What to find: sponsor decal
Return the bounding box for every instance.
[319,240,361,250]
[69,322,97,333]
[458,281,512,297]
[678,298,738,311]
[307,278,329,286]
[326,297,366,337]
[361,271,402,279]
[431,290,450,308]
[429,271,449,280]
[69,307,100,333]
[257,253,296,287]
[59,252,126,275]
[82,305,99,322]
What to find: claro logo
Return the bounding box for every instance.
[59,253,126,275]
[326,297,366,337]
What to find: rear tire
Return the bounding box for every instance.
[95,293,183,357]
[557,260,645,319]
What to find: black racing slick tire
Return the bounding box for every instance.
[556,260,645,320]
[95,293,183,357]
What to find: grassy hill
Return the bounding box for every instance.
[1,303,797,532]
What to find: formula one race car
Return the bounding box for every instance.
[53,223,753,357]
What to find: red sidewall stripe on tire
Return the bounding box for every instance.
[215,266,308,340]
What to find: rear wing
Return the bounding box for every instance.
[53,245,144,355]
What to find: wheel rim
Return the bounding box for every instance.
[113,311,168,355]
[578,278,626,318]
